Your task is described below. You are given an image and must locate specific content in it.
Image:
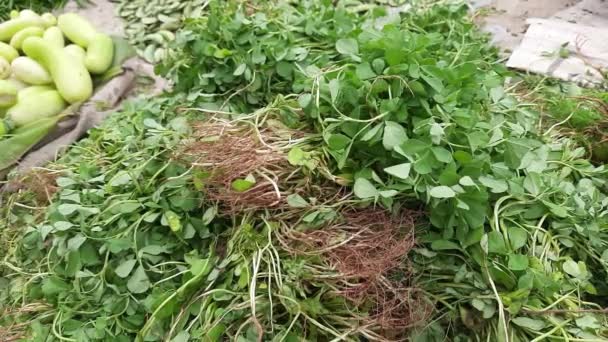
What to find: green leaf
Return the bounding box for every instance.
[490,87,505,103]
[508,227,528,250]
[288,147,307,166]
[231,179,255,192]
[518,273,534,290]
[487,231,507,254]
[384,163,411,180]
[512,317,546,331]
[202,206,216,225]
[523,173,543,196]
[382,121,407,150]
[328,134,351,150]
[429,123,444,144]
[379,190,398,198]
[602,249,608,262]
[431,240,460,250]
[329,79,340,103]
[204,324,226,342]
[336,38,359,55]
[562,259,589,280]
[459,176,476,187]
[42,276,70,297]
[127,265,150,294]
[109,171,132,186]
[372,58,385,73]
[67,234,87,251]
[298,93,312,108]
[233,63,246,76]
[508,254,529,271]
[353,178,378,199]
[287,194,308,208]
[421,73,443,92]
[361,123,383,142]
[115,259,137,278]
[57,204,80,216]
[479,176,508,193]
[171,331,191,342]
[53,221,74,232]
[356,62,375,80]
[429,186,456,199]
[213,48,232,59]
[575,315,600,329]
[139,245,168,256]
[431,147,453,163]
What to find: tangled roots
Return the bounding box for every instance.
[5,169,60,204]
[0,303,50,342]
[282,208,432,338]
[179,121,292,213]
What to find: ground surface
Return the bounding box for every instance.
[471,0,607,52]
[63,0,123,36]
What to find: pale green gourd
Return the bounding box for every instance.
[11,56,52,85]
[7,89,66,126]
[22,37,92,103]
[43,27,64,48]
[0,80,18,107]
[0,57,10,79]
[85,33,114,74]
[57,13,97,48]
[64,44,86,64]
[10,26,44,50]
[0,42,18,62]
[0,17,45,42]
[17,85,55,102]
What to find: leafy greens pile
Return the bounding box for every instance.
[162,1,608,340]
[2,0,608,341]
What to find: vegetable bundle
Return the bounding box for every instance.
[2,1,608,342]
[0,10,114,171]
[161,1,608,340]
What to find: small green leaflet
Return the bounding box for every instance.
[382,121,407,150]
[562,259,589,280]
[384,163,411,180]
[508,254,529,271]
[512,317,546,331]
[431,240,460,250]
[336,38,359,55]
[459,176,476,187]
[508,227,528,250]
[232,178,255,192]
[115,259,137,278]
[354,178,378,199]
[486,231,507,254]
[429,186,455,199]
[287,194,309,208]
[127,265,150,294]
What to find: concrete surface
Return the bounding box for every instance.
[471,0,582,52]
[472,0,608,53]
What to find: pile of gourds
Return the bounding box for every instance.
[0,10,114,136]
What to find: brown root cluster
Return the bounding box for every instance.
[178,121,292,213]
[283,208,432,338]
[6,169,60,204]
[0,303,50,342]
